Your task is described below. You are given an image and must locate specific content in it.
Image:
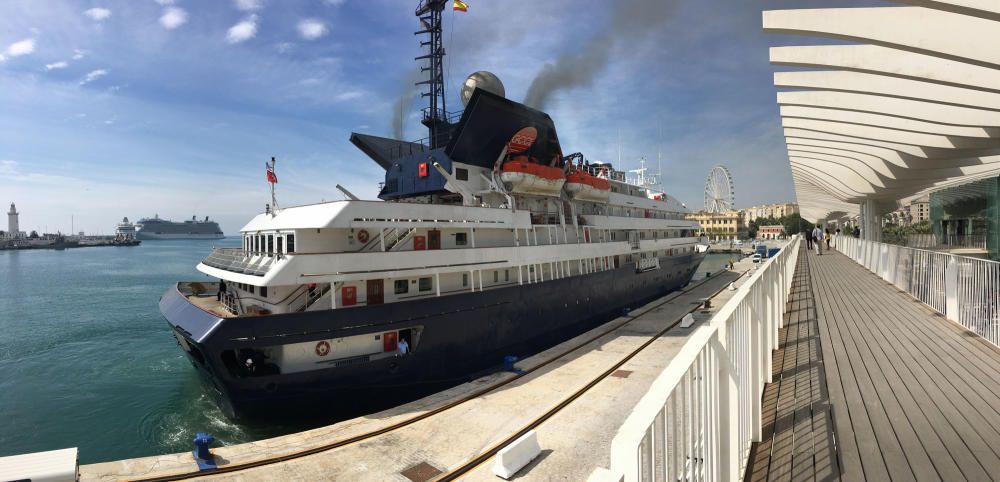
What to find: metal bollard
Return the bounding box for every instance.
[503,355,518,372]
[192,432,217,470]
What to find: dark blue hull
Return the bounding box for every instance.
[162,252,705,419]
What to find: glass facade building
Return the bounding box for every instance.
[929,176,999,260]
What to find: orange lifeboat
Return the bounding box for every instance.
[564,169,610,202]
[500,156,567,196]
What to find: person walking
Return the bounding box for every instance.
[824,229,831,250]
[812,225,823,255]
[805,226,813,251]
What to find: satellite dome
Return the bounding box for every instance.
[460,71,505,106]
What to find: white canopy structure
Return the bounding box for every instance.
[763,1,1000,238]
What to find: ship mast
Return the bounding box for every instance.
[415,0,450,149]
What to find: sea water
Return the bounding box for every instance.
[0,240,736,463]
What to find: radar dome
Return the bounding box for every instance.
[460,71,505,106]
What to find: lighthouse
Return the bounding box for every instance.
[7,203,19,239]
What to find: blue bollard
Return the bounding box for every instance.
[503,355,518,371]
[192,432,217,470]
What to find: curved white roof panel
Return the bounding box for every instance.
[765,3,1000,222]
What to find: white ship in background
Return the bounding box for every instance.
[135,215,224,240]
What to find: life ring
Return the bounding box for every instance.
[315,340,331,357]
[357,229,370,243]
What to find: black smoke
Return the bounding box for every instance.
[391,69,423,140]
[524,1,678,110]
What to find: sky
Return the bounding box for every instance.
[0,0,884,235]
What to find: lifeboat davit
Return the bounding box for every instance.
[501,156,566,196]
[564,169,610,202]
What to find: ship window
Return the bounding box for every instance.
[493,271,499,283]
[456,168,469,181]
[286,234,295,253]
[505,270,510,282]
[260,286,267,298]
[455,232,468,246]
[462,273,468,287]
[276,236,283,254]
[267,235,274,254]
[419,277,433,292]
[394,280,408,294]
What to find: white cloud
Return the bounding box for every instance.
[84,8,112,21]
[226,15,258,44]
[45,61,68,70]
[72,49,87,60]
[335,91,362,101]
[275,42,294,54]
[297,19,327,40]
[235,0,262,11]
[159,7,188,29]
[154,0,175,5]
[0,160,17,175]
[324,0,345,5]
[7,38,36,57]
[0,54,5,63]
[80,69,108,85]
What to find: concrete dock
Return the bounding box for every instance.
[80,257,762,481]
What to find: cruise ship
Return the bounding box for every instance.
[115,217,136,239]
[135,215,224,240]
[160,0,706,419]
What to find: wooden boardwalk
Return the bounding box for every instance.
[746,246,1000,482]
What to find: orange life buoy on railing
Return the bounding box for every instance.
[357,229,370,243]
[315,340,331,357]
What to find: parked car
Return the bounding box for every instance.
[751,254,763,263]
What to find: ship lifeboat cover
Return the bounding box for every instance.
[564,170,610,202]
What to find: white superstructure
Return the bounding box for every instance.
[198,162,704,317]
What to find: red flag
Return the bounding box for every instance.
[266,167,277,184]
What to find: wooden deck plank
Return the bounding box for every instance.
[808,252,915,482]
[815,258,956,481]
[745,252,840,482]
[811,248,1000,481]
[767,289,804,482]
[840,259,991,481]
[789,291,817,482]
[841,261,1000,477]
[746,245,1000,482]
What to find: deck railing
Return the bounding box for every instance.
[201,247,276,277]
[600,236,800,481]
[835,235,999,348]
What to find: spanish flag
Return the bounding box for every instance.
[453,1,468,12]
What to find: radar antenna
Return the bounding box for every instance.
[415,1,449,148]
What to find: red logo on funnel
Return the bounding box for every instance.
[507,127,538,154]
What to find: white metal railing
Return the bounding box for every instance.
[835,235,999,348]
[602,236,801,482]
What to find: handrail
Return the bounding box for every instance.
[835,235,998,348]
[603,236,801,481]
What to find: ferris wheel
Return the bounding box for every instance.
[704,165,735,213]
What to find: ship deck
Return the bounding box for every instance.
[186,295,237,319]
